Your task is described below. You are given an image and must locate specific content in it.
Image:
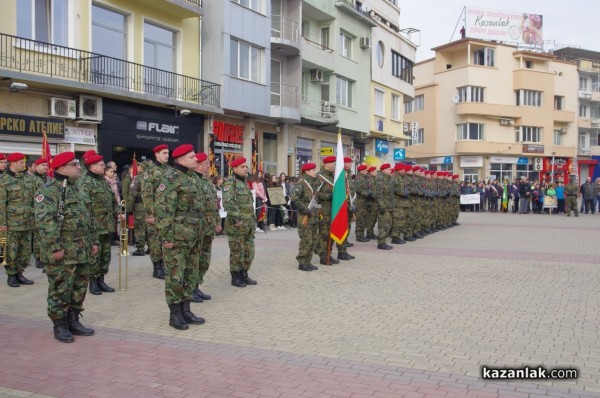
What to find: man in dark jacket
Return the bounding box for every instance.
[518,177,530,214]
[580,177,595,214]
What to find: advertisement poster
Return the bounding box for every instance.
[465,7,543,46]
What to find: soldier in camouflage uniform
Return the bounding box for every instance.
[79,155,118,295]
[32,158,50,269]
[353,164,370,242]
[365,167,379,239]
[0,153,36,287]
[290,163,320,271]
[122,164,146,256]
[223,157,257,287]
[141,144,170,279]
[343,157,355,248]
[390,163,409,245]
[374,163,394,250]
[191,152,221,302]
[155,144,205,330]
[35,152,98,343]
[565,176,579,217]
[0,154,7,176]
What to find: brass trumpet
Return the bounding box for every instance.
[118,200,129,291]
[0,229,7,267]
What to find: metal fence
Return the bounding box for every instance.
[271,15,300,44]
[271,83,299,107]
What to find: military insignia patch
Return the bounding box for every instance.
[223,186,230,192]
[143,173,149,180]
[158,184,166,192]
[35,195,44,203]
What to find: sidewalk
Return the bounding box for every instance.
[1,212,599,398]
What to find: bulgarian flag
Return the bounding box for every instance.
[41,130,53,177]
[330,131,348,245]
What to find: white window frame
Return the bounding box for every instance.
[374,88,385,117]
[17,0,71,46]
[473,48,495,67]
[230,38,262,83]
[391,94,400,120]
[336,76,352,107]
[553,129,564,146]
[580,77,588,91]
[579,104,589,118]
[404,100,413,114]
[414,94,424,111]
[517,126,542,143]
[554,95,563,110]
[516,89,542,107]
[457,123,485,141]
[407,128,424,146]
[339,30,352,59]
[231,0,262,13]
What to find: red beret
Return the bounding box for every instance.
[411,166,420,171]
[82,150,97,160]
[34,158,48,166]
[52,152,76,170]
[301,163,317,171]
[85,154,104,166]
[393,163,403,171]
[0,154,5,161]
[195,152,208,162]
[367,166,377,172]
[343,157,352,163]
[153,144,169,153]
[172,144,194,159]
[230,157,247,168]
[322,156,336,164]
[380,163,390,171]
[357,164,368,171]
[452,174,459,179]
[7,152,25,162]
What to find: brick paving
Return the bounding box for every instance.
[1,211,599,398]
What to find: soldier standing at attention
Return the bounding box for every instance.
[343,157,355,248]
[141,144,170,279]
[365,166,379,240]
[32,157,50,269]
[223,157,257,287]
[122,164,146,256]
[290,163,320,271]
[565,176,579,217]
[80,155,118,295]
[0,153,36,287]
[390,163,409,245]
[35,152,98,343]
[353,164,370,242]
[0,154,7,176]
[156,144,204,330]
[191,152,221,302]
[374,163,394,250]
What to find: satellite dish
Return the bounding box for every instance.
[452,95,460,104]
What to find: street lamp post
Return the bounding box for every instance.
[551,152,556,183]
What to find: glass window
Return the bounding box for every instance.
[517,126,542,143]
[376,41,384,68]
[407,128,424,146]
[473,48,495,67]
[232,0,261,13]
[230,38,262,83]
[17,0,69,46]
[554,129,564,145]
[391,94,400,120]
[391,51,413,83]
[554,96,563,110]
[404,100,413,114]
[92,5,126,58]
[463,168,479,183]
[320,27,330,50]
[580,77,588,91]
[490,163,513,183]
[336,76,352,107]
[414,95,424,111]
[457,86,485,103]
[374,88,384,116]
[457,123,485,140]
[144,22,175,72]
[579,104,588,118]
[339,31,352,59]
[516,90,542,107]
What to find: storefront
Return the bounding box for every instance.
[296,138,313,175]
[429,156,453,172]
[459,155,483,182]
[487,156,532,182]
[210,118,245,177]
[541,157,573,184]
[98,99,203,171]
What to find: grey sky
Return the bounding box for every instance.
[400,1,600,61]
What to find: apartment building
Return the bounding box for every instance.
[553,48,600,182]
[403,39,578,183]
[0,0,220,168]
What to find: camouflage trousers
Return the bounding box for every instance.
[377,210,392,245]
[225,215,255,272]
[317,209,347,257]
[163,239,200,304]
[33,228,41,262]
[197,225,215,285]
[391,203,408,239]
[566,197,579,216]
[365,199,378,235]
[147,221,163,263]
[46,262,89,320]
[296,219,318,265]
[355,197,369,238]
[89,234,111,279]
[5,230,32,276]
[133,205,147,251]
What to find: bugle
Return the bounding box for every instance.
[0,229,7,267]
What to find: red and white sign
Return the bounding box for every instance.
[465,7,543,47]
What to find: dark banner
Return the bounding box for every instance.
[0,113,64,138]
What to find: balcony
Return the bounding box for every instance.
[455,102,522,118]
[301,37,334,72]
[334,0,377,27]
[270,83,300,122]
[271,15,300,56]
[301,95,338,125]
[133,0,202,16]
[0,33,220,110]
[553,110,576,123]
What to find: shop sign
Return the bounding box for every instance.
[213,121,244,150]
[490,156,518,164]
[459,156,483,168]
[297,138,312,149]
[394,148,405,161]
[320,147,334,156]
[543,157,571,171]
[522,144,544,154]
[0,113,64,138]
[375,139,389,154]
[430,156,453,165]
[64,127,96,145]
[297,147,312,157]
[517,157,528,165]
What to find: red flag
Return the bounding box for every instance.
[41,130,53,177]
[132,152,138,178]
[258,203,266,222]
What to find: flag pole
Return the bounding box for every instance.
[326,238,332,266]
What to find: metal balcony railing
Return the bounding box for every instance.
[302,36,334,53]
[183,0,202,6]
[0,33,220,107]
[271,83,299,107]
[301,95,338,122]
[271,15,300,44]
[334,0,376,22]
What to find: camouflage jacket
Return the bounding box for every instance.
[0,169,36,231]
[354,174,369,199]
[223,173,254,224]
[34,173,98,265]
[33,172,49,192]
[141,159,169,217]
[79,170,118,234]
[194,171,219,231]
[316,168,335,211]
[374,172,395,211]
[290,174,320,223]
[156,165,202,243]
[565,183,579,197]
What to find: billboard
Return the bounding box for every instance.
[465,7,543,46]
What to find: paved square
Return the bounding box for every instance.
[0,211,599,397]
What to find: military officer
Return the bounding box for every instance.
[343,157,355,248]
[192,152,221,302]
[122,164,146,256]
[223,157,257,287]
[0,154,7,176]
[390,163,409,245]
[79,154,118,295]
[290,162,320,271]
[565,175,579,217]
[156,144,204,330]
[32,157,50,269]
[141,144,170,279]
[353,164,370,242]
[0,153,37,287]
[365,166,379,240]
[35,152,98,343]
[374,163,394,250]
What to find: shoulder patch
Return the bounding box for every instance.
[143,173,149,180]
[35,194,44,203]
[158,184,166,192]
[223,186,230,192]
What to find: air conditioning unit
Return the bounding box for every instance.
[360,36,371,49]
[48,98,76,119]
[310,69,323,82]
[499,118,514,126]
[76,95,103,121]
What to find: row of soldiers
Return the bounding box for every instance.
[290,158,461,271]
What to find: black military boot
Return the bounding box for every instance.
[16,273,34,285]
[308,263,319,270]
[367,233,378,240]
[337,252,355,260]
[405,235,416,242]
[230,271,246,288]
[168,303,189,330]
[240,270,257,285]
[391,237,406,244]
[131,249,145,256]
[181,300,205,325]
[89,278,102,295]
[52,318,74,343]
[97,276,115,293]
[345,242,354,248]
[320,256,340,265]
[67,308,94,336]
[35,258,44,269]
[415,232,425,239]
[356,235,369,242]
[7,275,20,287]
[191,288,203,303]
[377,243,393,250]
[298,264,313,271]
[196,288,211,300]
[152,261,165,279]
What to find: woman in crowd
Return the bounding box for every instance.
[213,175,226,235]
[556,181,565,214]
[266,174,285,231]
[476,182,485,212]
[544,182,557,214]
[488,180,499,212]
[249,172,267,232]
[279,172,295,228]
[532,183,542,214]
